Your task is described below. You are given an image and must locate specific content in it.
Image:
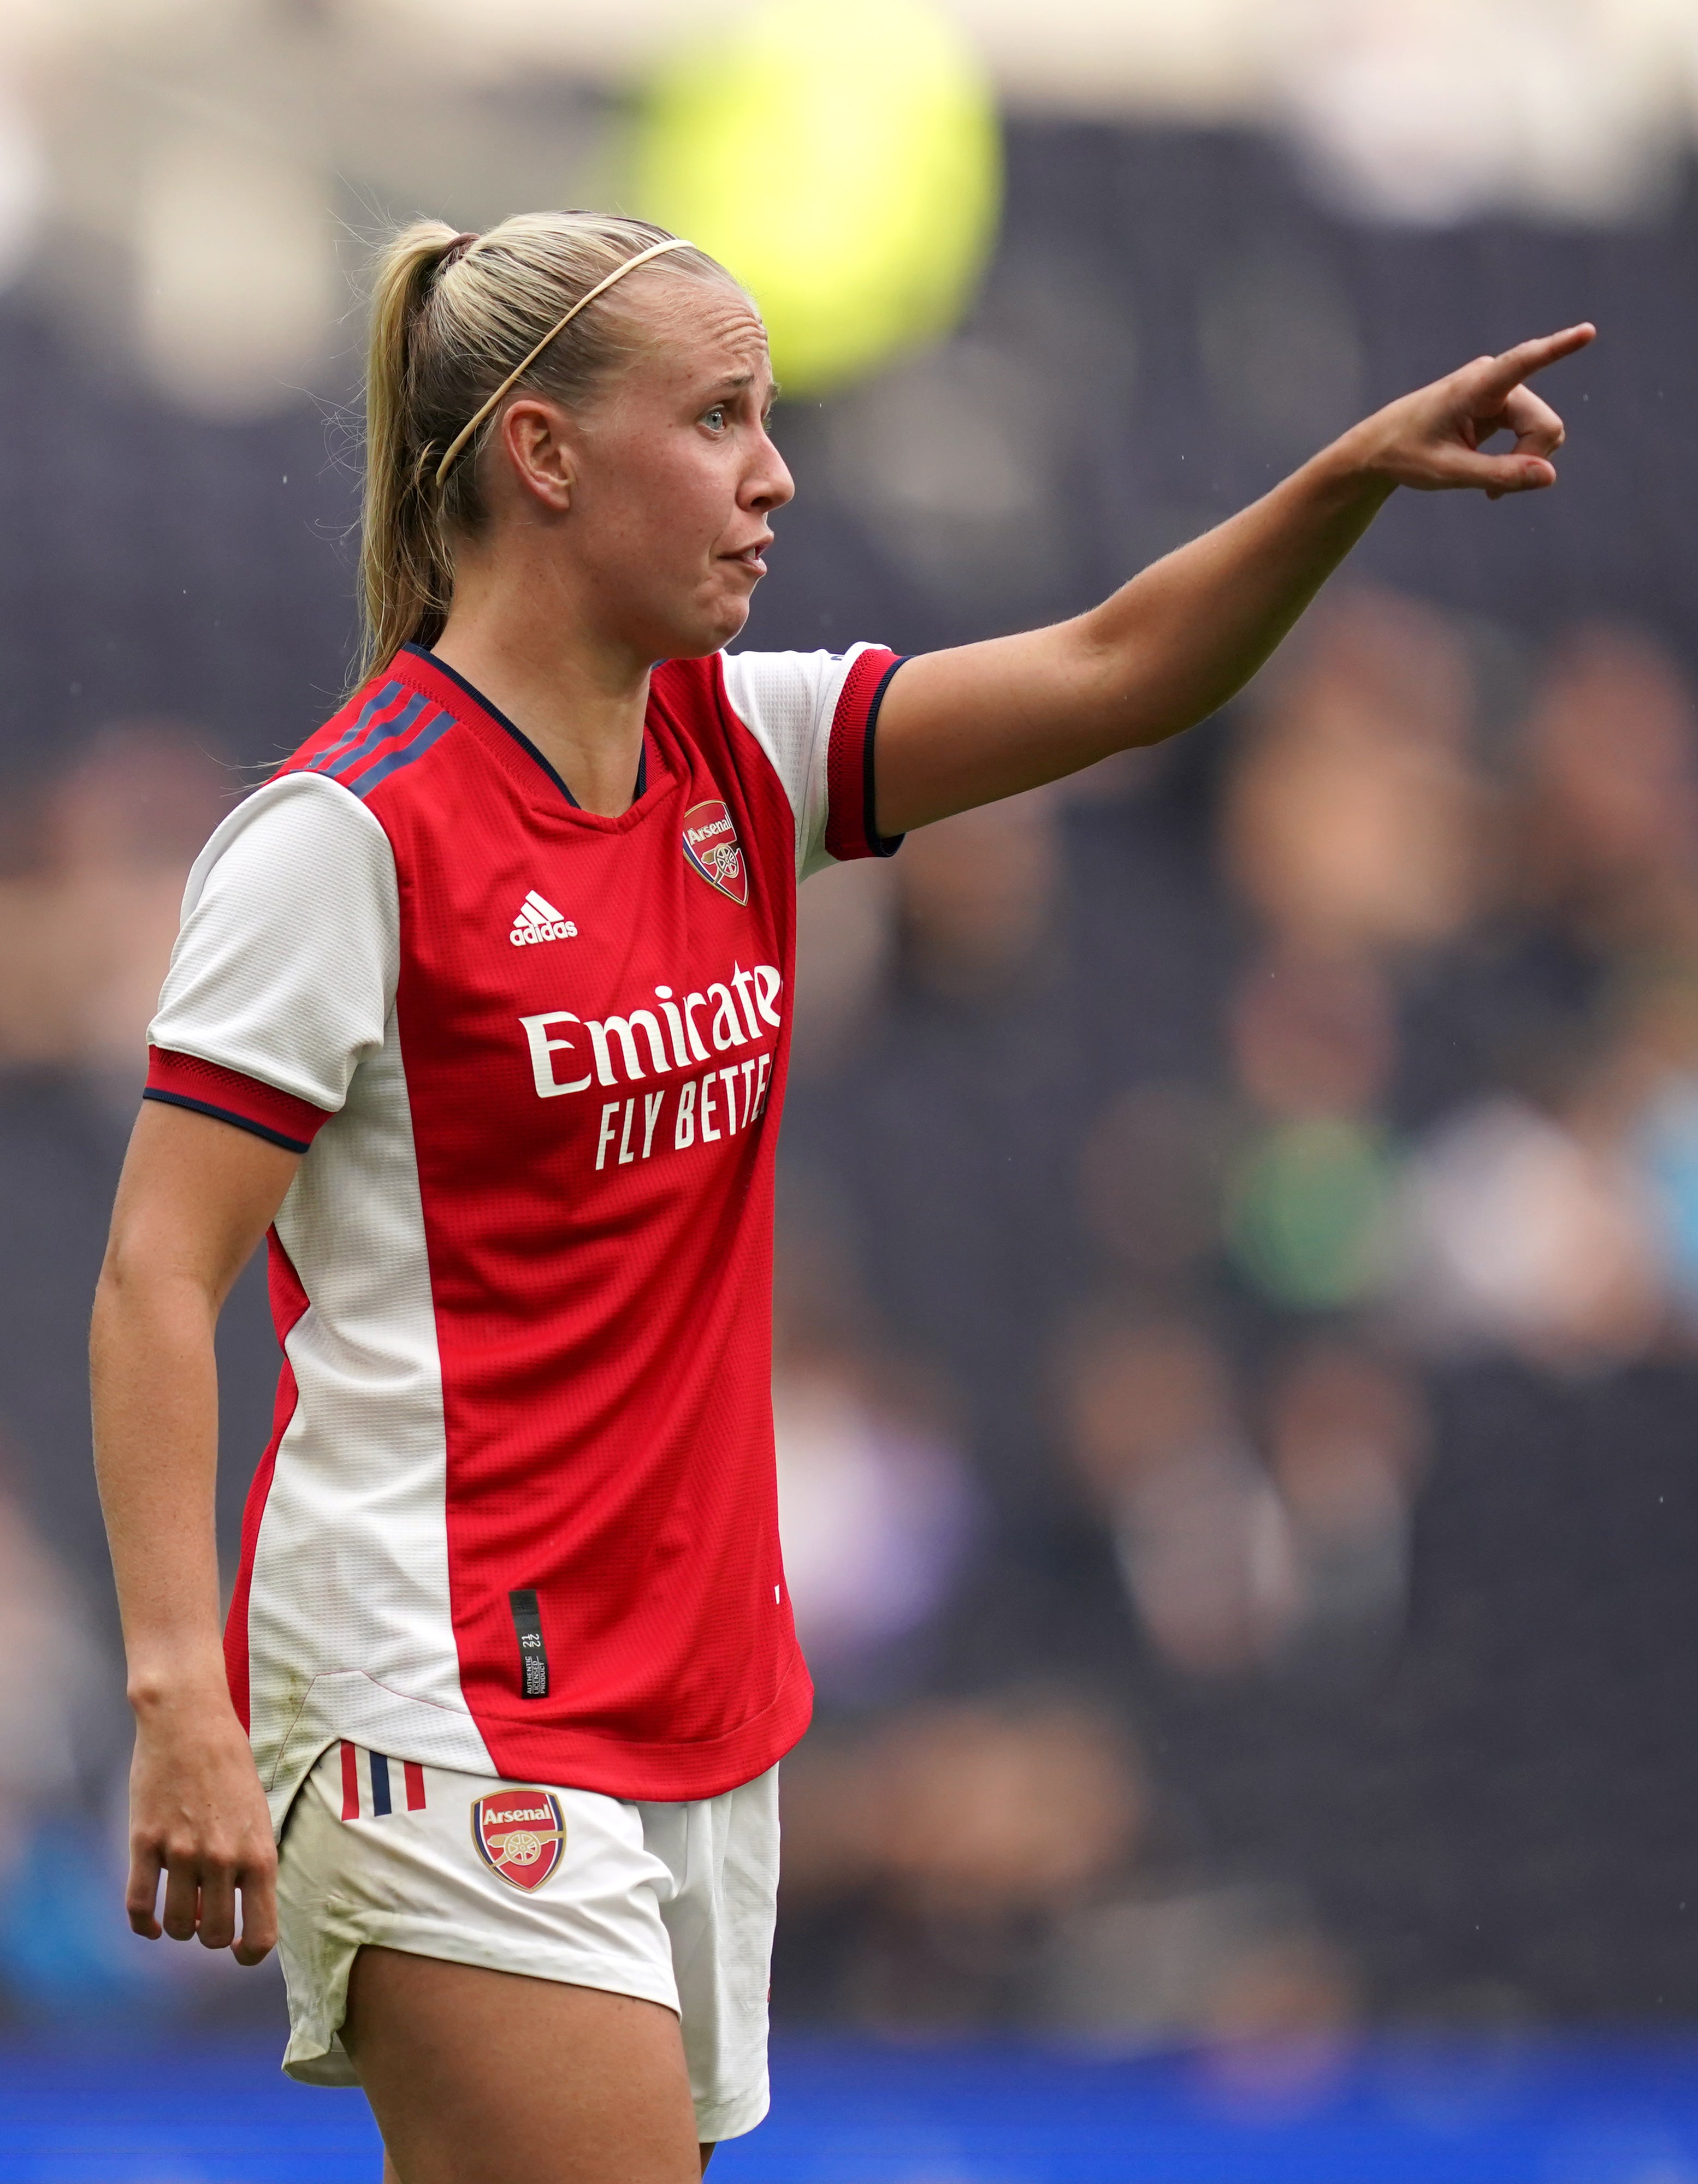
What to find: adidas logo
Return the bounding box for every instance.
[510,891,577,947]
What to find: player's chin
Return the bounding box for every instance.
[667,584,754,660]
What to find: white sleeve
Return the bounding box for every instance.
[149,770,399,1115]
[719,641,904,882]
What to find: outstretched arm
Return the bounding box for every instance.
[92,1101,299,1965]
[873,324,1595,834]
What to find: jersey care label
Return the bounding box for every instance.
[508,1588,549,1699]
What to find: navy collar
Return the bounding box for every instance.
[403,643,647,808]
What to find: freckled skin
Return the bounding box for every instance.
[437,277,796,814]
[505,280,794,669]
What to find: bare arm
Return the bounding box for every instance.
[874,324,1595,834]
[92,1100,300,1963]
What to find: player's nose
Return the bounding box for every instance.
[745,429,795,514]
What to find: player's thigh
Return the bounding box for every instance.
[381,2149,714,2182]
[378,2149,711,2181]
[344,1945,703,2184]
[380,2145,713,2178]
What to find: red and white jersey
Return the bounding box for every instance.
[145,639,903,1827]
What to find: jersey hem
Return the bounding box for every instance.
[476,1646,814,1803]
[264,1652,813,1819]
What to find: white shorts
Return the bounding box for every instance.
[274,1741,779,2145]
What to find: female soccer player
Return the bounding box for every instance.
[91,210,1589,2184]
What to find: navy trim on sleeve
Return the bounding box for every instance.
[141,1088,312,1156]
[863,655,908,860]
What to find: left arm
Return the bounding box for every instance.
[873,324,1594,835]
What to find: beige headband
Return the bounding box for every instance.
[433,235,696,491]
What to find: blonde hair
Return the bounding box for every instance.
[359,212,735,682]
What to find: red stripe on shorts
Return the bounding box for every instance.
[340,1738,359,1821]
[404,1760,427,1812]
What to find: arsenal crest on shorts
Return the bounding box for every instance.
[682,798,749,905]
[471,1788,566,1892]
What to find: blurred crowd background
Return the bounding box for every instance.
[2,0,1698,2112]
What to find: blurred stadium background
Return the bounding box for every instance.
[5,1,1698,2177]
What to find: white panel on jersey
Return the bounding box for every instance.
[254,1012,495,1827]
[147,770,494,1829]
[719,643,885,882]
[150,771,397,1114]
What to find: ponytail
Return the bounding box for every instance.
[359,220,463,686]
[355,211,736,686]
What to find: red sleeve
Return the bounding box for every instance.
[824,647,907,863]
[143,1048,333,1155]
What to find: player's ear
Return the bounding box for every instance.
[500,398,575,513]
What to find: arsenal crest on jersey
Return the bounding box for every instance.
[682,798,749,905]
[471,1787,566,1892]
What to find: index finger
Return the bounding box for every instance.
[1478,323,1596,397]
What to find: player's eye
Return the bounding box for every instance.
[701,405,728,432]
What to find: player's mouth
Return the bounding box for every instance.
[723,538,772,578]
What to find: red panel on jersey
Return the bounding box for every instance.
[145,1048,333,1154]
[340,645,815,1797]
[223,1231,312,1731]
